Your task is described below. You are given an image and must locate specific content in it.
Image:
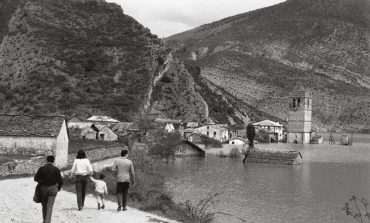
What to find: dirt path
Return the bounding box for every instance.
[0,177,177,223]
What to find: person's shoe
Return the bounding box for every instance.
[98,203,101,210]
[101,204,105,209]
[117,206,121,211]
[122,207,127,211]
[78,207,82,211]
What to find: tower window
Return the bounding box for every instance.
[293,99,296,108]
[298,98,301,107]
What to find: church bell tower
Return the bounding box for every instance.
[287,89,312,144]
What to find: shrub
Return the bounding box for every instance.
[343,195,370,222]
[255,129,270,143]
[174,192,222,223]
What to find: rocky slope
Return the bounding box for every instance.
[167,0,370,131]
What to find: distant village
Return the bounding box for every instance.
[67,114,285,145]
[65,89,319,146]
[0,89,332,171]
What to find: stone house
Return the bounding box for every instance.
[81,124,118,141]
[111,122,133,136]
[185,132,206,143]
[193,124,229,142]
[0,114,69,168]
[67,117,93,130]
[174,140,206,157]
[253,120,285,141]
[229,125,247,139]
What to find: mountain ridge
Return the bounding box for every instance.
[167,0,370,131]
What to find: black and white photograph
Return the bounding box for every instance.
[0,0,370,222]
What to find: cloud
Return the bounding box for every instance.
[106,0,286,37]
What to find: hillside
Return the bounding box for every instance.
[0,0,278,125]
[167,0,370,131]
[0,0,164,121]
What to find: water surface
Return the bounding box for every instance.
[158,134,370,223]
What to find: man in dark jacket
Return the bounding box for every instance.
[34,155,63,223]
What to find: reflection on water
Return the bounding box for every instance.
[158,134,370,223]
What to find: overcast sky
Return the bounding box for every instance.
[106,0,286,38]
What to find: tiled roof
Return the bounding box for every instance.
[111,122,133,132]
[0,114,65,137]
[253,120,283,127]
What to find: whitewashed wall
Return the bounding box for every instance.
[55,120,69,168]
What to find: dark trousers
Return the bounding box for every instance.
[39,184,58,223]
[75,175,89,209]
[116,182,130,208]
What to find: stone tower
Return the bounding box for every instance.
[287,89,312,144]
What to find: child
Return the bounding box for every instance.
[90,174,108,210]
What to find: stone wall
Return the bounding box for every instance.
[0,156,44,177]
[67,146,127,166]
[0,136,56,156]
[0,146,127,178]
[246,149,302,165]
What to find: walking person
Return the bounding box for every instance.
[34,155,63,223]
[90,174,108,210]
[111,149,135,211]
[70,149,93,210]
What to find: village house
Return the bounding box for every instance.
[253,120,285,141]
[193,124,229,142]
[0,114,69,168]
[185,132,206,144]
[229,125,247,139]
[111,122,134,136]
[174,140,206,157]
[67,117,93,130]
[81,124,118,141]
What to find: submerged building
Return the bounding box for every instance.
[287,89,312,144]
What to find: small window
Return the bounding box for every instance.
[214,132,216,137]
[293,99,296,108]
[298,98,301,107]
[207,131,209,136]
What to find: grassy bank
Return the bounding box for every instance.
[63,149,216,223]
